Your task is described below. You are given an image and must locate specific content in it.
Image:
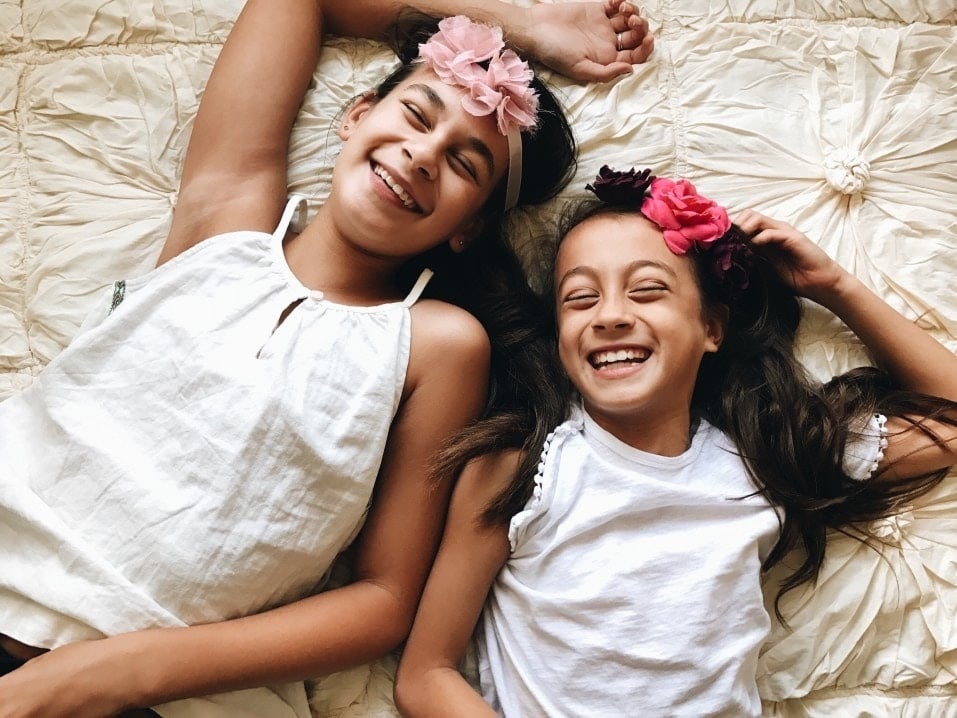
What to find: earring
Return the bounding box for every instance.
[458,238,465,248]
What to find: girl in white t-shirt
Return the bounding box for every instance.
[395,167,957,717]
[0,4,655,717]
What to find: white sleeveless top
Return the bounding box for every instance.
[477,410,782,717]
[0,196,431,717]
[476,407,888,717]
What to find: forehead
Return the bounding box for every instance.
[557,212,685,275]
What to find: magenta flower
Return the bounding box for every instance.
[641,178,731,254]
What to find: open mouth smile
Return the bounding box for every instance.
[373,163,422,212]
[589,348,651,370]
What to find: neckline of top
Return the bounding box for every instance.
[268,196,432,311]
[579,408,710,468]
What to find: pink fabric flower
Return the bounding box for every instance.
[417,16,539,135]
[641,177,731,254]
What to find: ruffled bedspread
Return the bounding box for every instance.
[2,0,955,715]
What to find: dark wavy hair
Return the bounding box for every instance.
[541,200,957,620]
[368,12,577,505]
[437,185,957,619]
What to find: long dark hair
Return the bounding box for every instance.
[549,200,957,619]
[371,12,577,512]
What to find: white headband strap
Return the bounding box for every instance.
[504,128,522,211]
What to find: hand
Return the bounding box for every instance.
[516,1,654,82]
[734,209,850,305]
[0,640,137,718]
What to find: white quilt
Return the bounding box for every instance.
[2,0,956,715]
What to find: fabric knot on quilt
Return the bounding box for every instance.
[824,149,870,195]
[871,509,914,544]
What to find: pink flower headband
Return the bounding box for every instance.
[417,16,540,210]
[586,166,753,293]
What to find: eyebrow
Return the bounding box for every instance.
[408,83,496,178]
[557,259,678,290]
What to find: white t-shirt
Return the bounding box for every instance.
[477,409,887,718]
[477,407,885,717]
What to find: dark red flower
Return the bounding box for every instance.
[585,166,654,205]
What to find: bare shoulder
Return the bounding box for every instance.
[408,299,490,366]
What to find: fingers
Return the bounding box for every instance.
[609,4,646,34]
[733,209,789,236]
[624,25,655,63]
[603,0,628,18]
[609,8,653,62]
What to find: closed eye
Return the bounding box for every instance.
[563,291,599,306]
[629,284,668,299]
[403,102,429,130]
[450,153,478,182]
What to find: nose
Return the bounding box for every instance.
[592,296,635,331]
[403,137,440,181]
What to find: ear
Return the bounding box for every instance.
[337,92,377,141]
[448,216,485,254]
[703,305,728,354]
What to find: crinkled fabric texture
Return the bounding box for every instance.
[1,0,955,715]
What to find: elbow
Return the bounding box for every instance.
[393,662,427,717]
[384,612,416,653]
[372,596,419,659]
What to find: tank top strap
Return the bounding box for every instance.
[401,268,434,307]
[273,195,308,240]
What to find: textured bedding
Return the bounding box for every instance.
[2,0,956,715]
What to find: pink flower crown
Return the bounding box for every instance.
[417,15,540,135]
[585,166,753,294]
[417,16,540,211]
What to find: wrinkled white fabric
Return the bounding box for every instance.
[0,197,423,718]
[2,1,956,716]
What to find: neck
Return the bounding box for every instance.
[283,204,405,304]
[584,402,694,457]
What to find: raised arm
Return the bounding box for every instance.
[325,0,654,81]
[393,451,518,717]
[736,210,957,478]
[159,0,325,262]
[161,0,652,262]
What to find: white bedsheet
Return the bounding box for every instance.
[2,0,956,715]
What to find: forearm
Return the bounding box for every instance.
[396,665,497,717]
[320,0,529,46]
[117,580,411,709]
[819,272,957,401]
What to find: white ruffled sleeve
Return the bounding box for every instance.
[507,414,582,552]
[842,413,888,481]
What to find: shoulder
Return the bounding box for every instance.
[408,299,490,364]
[400,298,490,405]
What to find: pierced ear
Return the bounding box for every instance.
[448,217,485,254]
[337,91,377,141]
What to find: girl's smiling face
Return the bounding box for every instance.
[330,66,510,260]
[555,211,725,453]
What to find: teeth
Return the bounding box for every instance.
[591,348,650,368]
[374,165,417,210]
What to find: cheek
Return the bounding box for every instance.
[556,317,581,365]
